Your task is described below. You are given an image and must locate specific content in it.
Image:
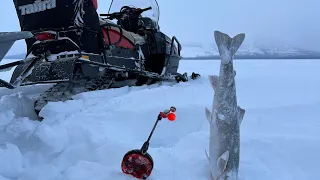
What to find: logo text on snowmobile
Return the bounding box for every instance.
[19,0,56,16]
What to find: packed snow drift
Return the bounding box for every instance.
[0,59,319,180]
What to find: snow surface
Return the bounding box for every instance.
[1,59,320,180]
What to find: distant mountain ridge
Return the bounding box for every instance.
[5,44,320,59]
[181,43,320,59]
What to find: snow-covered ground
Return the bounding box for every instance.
[0,59,319,180]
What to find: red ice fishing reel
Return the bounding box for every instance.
[121,106,177,179]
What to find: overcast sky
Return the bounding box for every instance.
[1,0,320,54]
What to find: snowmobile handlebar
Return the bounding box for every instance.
[100,12,120,20]
[136,6,152,14]
[100,6,152,20]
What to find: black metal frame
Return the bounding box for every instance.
[0,56,43,89]
[161,36,182,75]
[0,60,25,71]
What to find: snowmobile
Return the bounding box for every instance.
[0,0,199,117]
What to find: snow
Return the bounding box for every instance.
[0,59,320,180]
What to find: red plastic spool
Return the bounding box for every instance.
[121,150,154,179]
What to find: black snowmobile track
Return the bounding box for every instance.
[34,68,118,115]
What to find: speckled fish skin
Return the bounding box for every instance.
[206,31,245,180]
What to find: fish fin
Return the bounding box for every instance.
[210,171,215,180]
[238,106,245,125]
[205,107,212,123]
[230,33,245,55]
[214,31,245,62]
[217,151,229,173]
[208,75,219,91]
[205,149,210,162]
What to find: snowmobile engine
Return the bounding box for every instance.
[121,106,177,179]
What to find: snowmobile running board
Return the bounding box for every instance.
[77,57,181,82]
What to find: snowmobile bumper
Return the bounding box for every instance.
[0,57,49,89]
[0,60,25,89]
[0,57,39,89]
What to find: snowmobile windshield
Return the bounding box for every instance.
[108,0,160,26]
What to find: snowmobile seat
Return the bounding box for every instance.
[99,19,146,47]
